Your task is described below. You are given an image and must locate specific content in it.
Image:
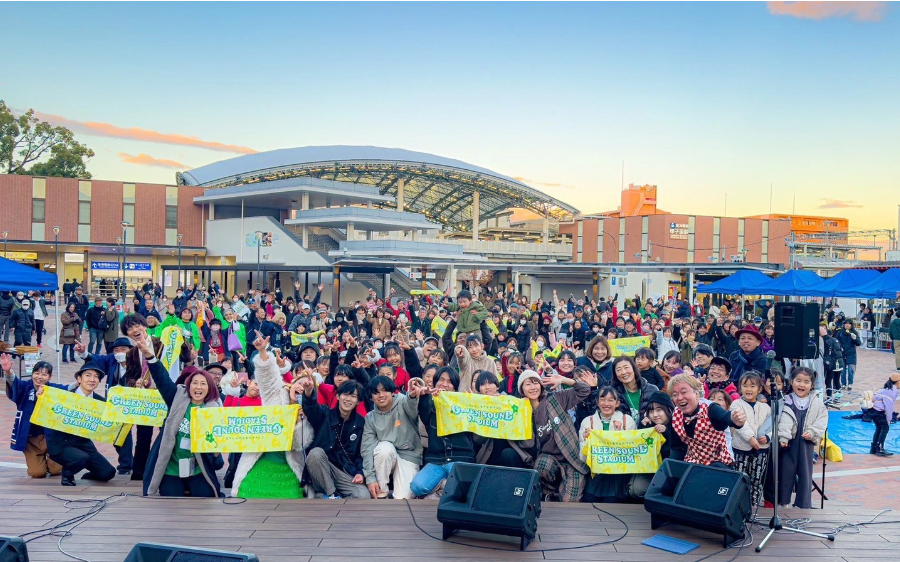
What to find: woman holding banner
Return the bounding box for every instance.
[520,370,591,502]
[578,386,636,502]
[409,367,477,498]
[230,331,314,499]
[136,335,225,498]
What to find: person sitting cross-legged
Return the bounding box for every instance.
[44,362,116,486]
[361,375,423,499]
[300,377,371,499]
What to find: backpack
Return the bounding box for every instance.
[97,310,110,332]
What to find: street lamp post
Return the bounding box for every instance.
[255,231,263,290]
[116,237,123,300]
[121,222,129,298]
[1,231,7,258]
[52,226,60,382]
[176,233,184,291]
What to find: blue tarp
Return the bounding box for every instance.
[0,256,58,293]
[826,411,900,455]
[794,269,882,297]
[749,270,825,297]
[696,270,772,294]
[833,268,900,299]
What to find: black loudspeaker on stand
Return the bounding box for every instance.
[123,543,259,562]
[437,463,541,550]
[774,302,820,359]
[0,536,27,562]
[644,460,752,547]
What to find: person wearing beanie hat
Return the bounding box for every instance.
[728,325,767,384]
[520,369,591,502]
[44,362,116,486]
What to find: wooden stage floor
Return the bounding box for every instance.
[0,474,896,562]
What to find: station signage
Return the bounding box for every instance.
[92,261,151,271]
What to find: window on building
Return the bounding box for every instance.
[123,203,135,225]
[166,206,178,228]
[78,202,91,224]
[33,199,45,222]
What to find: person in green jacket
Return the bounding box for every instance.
[160,305,202,347]
[442,290,488,335]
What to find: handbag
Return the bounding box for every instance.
[62,327,75,338]
[227,332,243,351]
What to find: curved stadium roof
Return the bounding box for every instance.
[178,146,579,230]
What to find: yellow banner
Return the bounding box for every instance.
[582,428,664,475]
[31,387,131,446]
[608,335,651,357]
[431,316,449,337]
[290,330,324,347]
[434,392,532,440]
[160,325,184,372]
[190,405,299,453]
[410,289,443,296]
[102,387,169,427]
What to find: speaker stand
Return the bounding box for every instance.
[755,387,835,553]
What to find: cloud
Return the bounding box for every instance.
[818,198,863,209]
[33,111,257,154]
[119,152,190,170]
[513,176,577,190]
[767,1,889,22]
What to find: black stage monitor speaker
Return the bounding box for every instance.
[774,302,820,359]
[437,463,541,550]
[644,459,751,547]
[123,543,258,562]
[0,536,27,562]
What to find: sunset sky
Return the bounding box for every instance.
[2,2,898,230]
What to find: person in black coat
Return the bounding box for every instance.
[10,300,35,346]
[834,318,861,390]
[300,379,370,499]
[409,368,476,497]
[44,363,116,486]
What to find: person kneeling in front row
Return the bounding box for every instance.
[301,377,371,499]
[44,363,116,486]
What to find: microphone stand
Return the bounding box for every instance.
[756,383,835,552]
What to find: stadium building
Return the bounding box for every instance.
[0,146,789,303]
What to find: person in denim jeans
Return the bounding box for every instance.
[85,298,107,356]
[59,303,81,363]
[410,367,476,498]
[835,319,861,390]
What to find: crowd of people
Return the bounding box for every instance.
[3,282,898,510]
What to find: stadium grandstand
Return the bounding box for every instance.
[177,145,580,232]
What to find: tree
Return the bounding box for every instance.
[0,100,94,179]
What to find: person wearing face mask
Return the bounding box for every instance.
[75,336,149,476]
[514,316,532,351]
[10,297,35,346]
[42,363,117,486]
[171,284,197,314]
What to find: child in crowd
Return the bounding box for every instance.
[708,389,735,459]
[777,367,827,508]
[634,347,667,389]
[729,372,772,506]
[868,373,900,457]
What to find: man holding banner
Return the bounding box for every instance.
[43,362,117,486]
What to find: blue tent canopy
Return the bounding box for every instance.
[749,270,825,297]
[696,270,772,294]
[0,256,58,293]
[794,269,881,297]
[833,268,900,299]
